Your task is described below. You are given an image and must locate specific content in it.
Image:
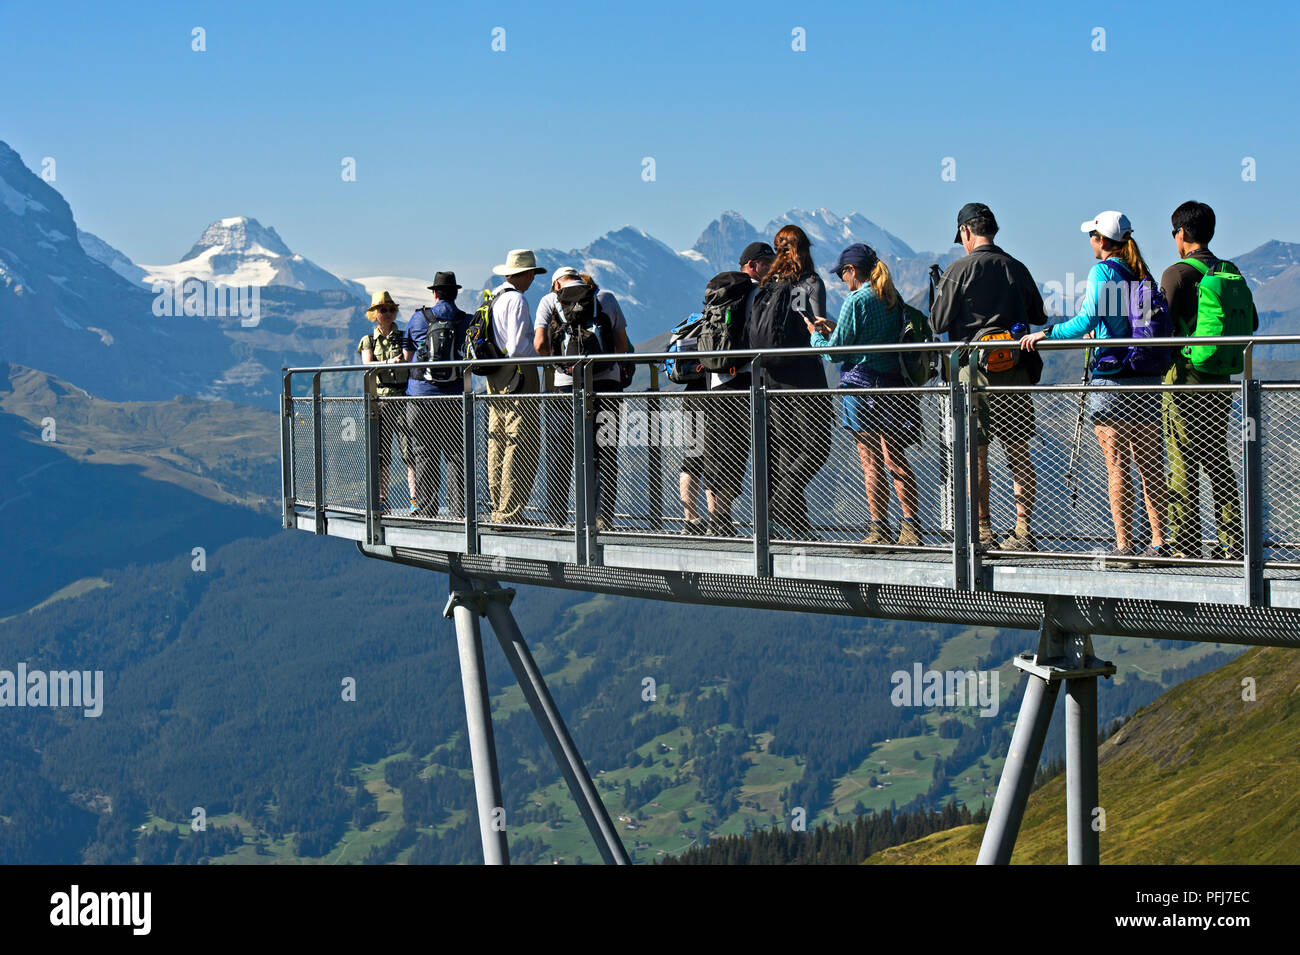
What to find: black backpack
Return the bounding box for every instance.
[413,307,461,383]
[548,283,613,372]
[747,280,806,355]
[695,271,752,372]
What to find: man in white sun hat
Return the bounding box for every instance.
[485,249,548,524]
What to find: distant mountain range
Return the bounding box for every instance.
[3,138,1298,409]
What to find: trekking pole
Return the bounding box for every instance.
[1063,347,1092,508]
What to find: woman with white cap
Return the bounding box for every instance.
[1020,212,1169,561]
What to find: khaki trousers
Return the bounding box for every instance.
[487,365,541,524]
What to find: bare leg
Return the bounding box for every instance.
[1094,425,1132,549]
[1002,439,1036,524]
[856,435,890,523]
[880,434,918,521]
[1129,423,1166,548]
[680,472,699,523]
[976,444,991,521]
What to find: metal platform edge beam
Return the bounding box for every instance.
[354,543,1300,648]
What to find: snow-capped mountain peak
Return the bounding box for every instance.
[141,216,364,297]
[180,215,293,262]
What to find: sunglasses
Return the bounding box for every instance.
[375,306,397,314]
[1171,227,1182,237]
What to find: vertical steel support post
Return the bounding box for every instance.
[444,574,510,865]
[574,362,592,565]
[647,363,663,533]
[479,582,631,865]
[751,356,771,576]
[363,369,382,546]
[462,368,478,555]
[1242,347,1263,606]
[1065,632,1101,866]
[965,354,983,588]
[948,353,971,590]
[312,372,325,535]
[281,372,295,530]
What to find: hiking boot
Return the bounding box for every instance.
[998,526,1037,552]
[897,521,922,547]
[1137,544,1169,566]
[1103,545,1138,568]
[977,521,996,549]
[681,519,708,537]
[860,523,891,547]
[707,517,736,538]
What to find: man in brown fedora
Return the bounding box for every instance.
[486,249,547,524]
[358,290,415,513]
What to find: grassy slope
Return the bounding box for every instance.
[868,645,1300,864]
[1,362,280,511]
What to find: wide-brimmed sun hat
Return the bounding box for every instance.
[366,290,400,316]
[491,249,548,277]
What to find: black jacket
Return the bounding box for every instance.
[930,244,1048,342]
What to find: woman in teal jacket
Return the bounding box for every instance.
[808,243,921,549]
[1020,211,1167,561]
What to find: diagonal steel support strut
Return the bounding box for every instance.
[477,578,631,865]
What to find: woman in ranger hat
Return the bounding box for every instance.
[359,290,416,514]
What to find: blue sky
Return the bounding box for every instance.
[2,0,1297,288]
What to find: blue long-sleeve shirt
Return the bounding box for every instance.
[1045,259,1131,375]
[809,284,900,374]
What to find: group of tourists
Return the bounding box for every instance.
[358,199,1257,563]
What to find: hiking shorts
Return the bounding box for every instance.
[960,363,1036,446]
[1089,374,1163,427]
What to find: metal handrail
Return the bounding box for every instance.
[282,333,1300,378]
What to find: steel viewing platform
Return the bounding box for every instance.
[280,335,1300,865]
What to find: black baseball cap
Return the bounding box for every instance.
[738,241,776,266]
[954,203,996,243]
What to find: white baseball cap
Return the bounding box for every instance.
[552,266,582,284]
[1080,211,1132,242]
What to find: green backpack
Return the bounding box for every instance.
[1179,258,1254,375]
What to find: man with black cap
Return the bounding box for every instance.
[931,203,1048,551]
[403,271,470,518]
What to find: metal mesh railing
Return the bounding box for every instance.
[290,398,315,507]
[321,397,367,511]
[767,387,951,550]
[283,334,1300,598]
[376,396,466,520]
[1261,386,1300,563]
[980,383,1242,562]
[474,392,570,529]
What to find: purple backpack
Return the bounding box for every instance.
[1091,259,1173,377]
